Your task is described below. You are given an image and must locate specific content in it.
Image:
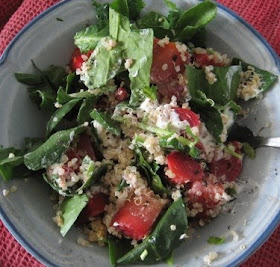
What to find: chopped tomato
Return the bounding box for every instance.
[193,53,227,68]
[157,80,185,99]
[174,107,200,127]
[187,180,226,218]
[210,142,243,182]
[167,151,204,184]
[151,38,190,85]
[115,87,129,101]
[111,193,165,240]
[77,193,109,225]
[70,48,92,71]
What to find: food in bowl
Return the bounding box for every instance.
[0,0,277,265]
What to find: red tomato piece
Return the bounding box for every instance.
[111,193,165,240]
[157,80,185,99]
[77,193,109,225]
[193,53,228,68]
[187,180,226,218]
[70,48,92,71]
[151,38,190,85]
[174,107,200,127]
[115,87,129,101]
[210,142,243,182]
[167,151,204,184]
[76,133,96,161]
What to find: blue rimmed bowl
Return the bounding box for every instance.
[0,0,279,266]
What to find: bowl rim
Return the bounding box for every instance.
[0,0,279,266]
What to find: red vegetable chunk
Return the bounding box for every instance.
[76,133,96,161]
[151,38,189,85]
[111,193,165,240]
[77,193,109,225]
[70,48,92,71]
[167,151,204,184]
[193,53,228,68]
[115,87,129,101]
[157,80,185,99]
[174,107,201,127]
[210,142,242,182]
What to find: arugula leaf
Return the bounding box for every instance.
[60,194,89,236]
[207,236,225,245]
[24,125,86,171]
[137,12,174,39]
[109,7,153,106]
[187,65,242,105]
[232,58,278,94]
[80,37,123,89]
[90,109,121,136]
[74,25,109,53]
[117,198,188,264]
[174,1,217,42]
[133,144,167,194]
[46,99,82,136]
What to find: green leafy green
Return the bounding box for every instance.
[109,7,153,106]
[187,65,242,105]
[46,98,82,136]
[24,126,86,171]
[117,198,188,264]
[232,58,278,94]
[127,0,145,20]
[225,187,237,197]
[116,179,129,191]
[242,142,256,159]
[142,85,157,100]
[56,87,94,105]
[14,73,43,86]
[90,109,121,136]
[164,0,179,10]
[174,1,217,42]
[207,236,225,245]
[80,37,123,89]
[77,96,96,124]
[60,194,89,236]
[74,25,109,53]
[24,137,44,152]
[92,0,110,28]
[137,12,174,39]
[133,143,167,194]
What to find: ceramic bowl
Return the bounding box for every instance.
[0,0,279,266]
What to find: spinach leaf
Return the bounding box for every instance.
[232,58,278,93]
[14,73,43,86]
[227,123,263,148]
[24,137,44,152]
[207,236,225,245]
[24,125,86,171]
[137,12,174,39]
[127,0,145,20]
[29,87,56,112]
[56,87,94,105]
[117,198,188,264]
[133,144,167,194]
[74,24,109,53]
[90,109,121,136]
[65,72,79,94]
[174,1,217,42]
[92,0,110,28]
[60,194,89,236]
[187,65,242,105]
[164,0,179,10]
[80,37,123,89]
[46,98,82,136]
[77,96,96,124]
[111,0,129,17]
[109,7,153,106]
[0,154,25,181]
[108,235,133,266]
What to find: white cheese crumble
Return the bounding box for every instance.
[162,63,168,71]
[2,189,10,196]
[8,153,15,158]
[170,224,176,231]
[203,251,219,265]
[124,58,133,69]
[53,117,58,122]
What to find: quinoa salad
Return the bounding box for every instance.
[0,0,277,265]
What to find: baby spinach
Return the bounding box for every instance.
[117,198,188,265]
[77,96,97,124]
[81,37,123,89]
[28,88,56,112]
[109,7,153,106]
[174,1,217,42]
[24,125,86,171]
[137,12,174,39]
[127,0,145,20]
[14,73,43,86]
[187,65,242,105]
[133,144,167,194]
[90,109,121,136]
[74,25,109,53]
[232,58,278,94]
[60,194,89,236]
[46,98,82,136]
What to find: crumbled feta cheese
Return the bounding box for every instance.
[8,153,15,158]
[2,189,9,196]
[124,58,133,69]
[203,251,218,265]
[162,63,168,71]
[170,224,176,231]
[140,249,148,261]
[53,117,58,122]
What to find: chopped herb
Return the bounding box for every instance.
[207,236,225,245]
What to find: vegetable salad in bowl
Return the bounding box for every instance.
[0,0,277,265]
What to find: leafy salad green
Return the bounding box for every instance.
[0,0,277,266]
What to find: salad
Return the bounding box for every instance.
[0,0,278,265]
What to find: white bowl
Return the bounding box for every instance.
[0,0,279,266]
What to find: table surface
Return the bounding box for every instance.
[0,0,279,266]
